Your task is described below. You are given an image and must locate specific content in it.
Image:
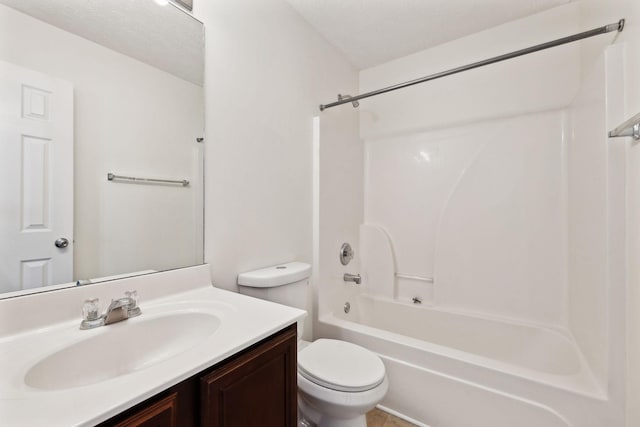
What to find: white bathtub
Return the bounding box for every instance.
[315,294,616,427]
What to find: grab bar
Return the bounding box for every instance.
[395,273,434,283]
[107,172,189,187]
[609,112,640,140]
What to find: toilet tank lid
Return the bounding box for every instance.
[237,262,311,288]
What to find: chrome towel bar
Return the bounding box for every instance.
[107,172,189,187]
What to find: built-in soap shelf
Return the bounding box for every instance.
[609,112,640,140]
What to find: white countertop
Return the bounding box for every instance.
[0,265,306,426]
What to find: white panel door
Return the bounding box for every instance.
[0,60,73,293]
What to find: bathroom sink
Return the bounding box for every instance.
[24,311,220,390]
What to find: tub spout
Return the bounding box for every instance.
[344,273,361,285]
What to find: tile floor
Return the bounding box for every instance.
[366,408,417,427]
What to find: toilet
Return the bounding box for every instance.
[237,262,388,427]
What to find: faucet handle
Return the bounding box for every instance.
[82,298,101,321]
[80,298,105,329]
[125,290,138,308]
[125,290,142,317]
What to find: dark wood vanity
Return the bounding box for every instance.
[98,324,297,427]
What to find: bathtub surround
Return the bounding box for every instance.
[313,108,365,334]
[578,1,640,425]
[356,5,582,324]
[313,2,632,426]
[567,45,627,398]
[364,111,567,320]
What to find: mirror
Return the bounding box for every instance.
[0,0,204,298]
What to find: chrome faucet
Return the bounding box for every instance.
[104,292,142,324]
[80,290,142,330]
[343,273,361,285]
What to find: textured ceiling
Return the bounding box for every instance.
[286,0,571,69]
[0,0,204,85]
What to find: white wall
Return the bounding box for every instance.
[0,4,203,281]
[194,0,358,297]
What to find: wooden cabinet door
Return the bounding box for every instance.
[200,326,297,427]
[113,393,178,427]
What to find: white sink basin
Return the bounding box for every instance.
[24,311,220,390]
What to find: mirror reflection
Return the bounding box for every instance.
[0,0,204,297]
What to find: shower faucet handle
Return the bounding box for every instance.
[340,242,354,265]
[343,273,361,285]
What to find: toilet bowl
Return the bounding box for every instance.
[298,374,389,427]
[297,339,388,427]
[236,262,388,427]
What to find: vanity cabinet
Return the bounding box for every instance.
[98,324,297,427]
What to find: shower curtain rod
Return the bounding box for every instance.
[319,19,625,112]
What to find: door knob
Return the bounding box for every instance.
[55,238,69,248]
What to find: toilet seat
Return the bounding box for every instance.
[297,339,385,392]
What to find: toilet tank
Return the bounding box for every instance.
[237,262,312,311]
